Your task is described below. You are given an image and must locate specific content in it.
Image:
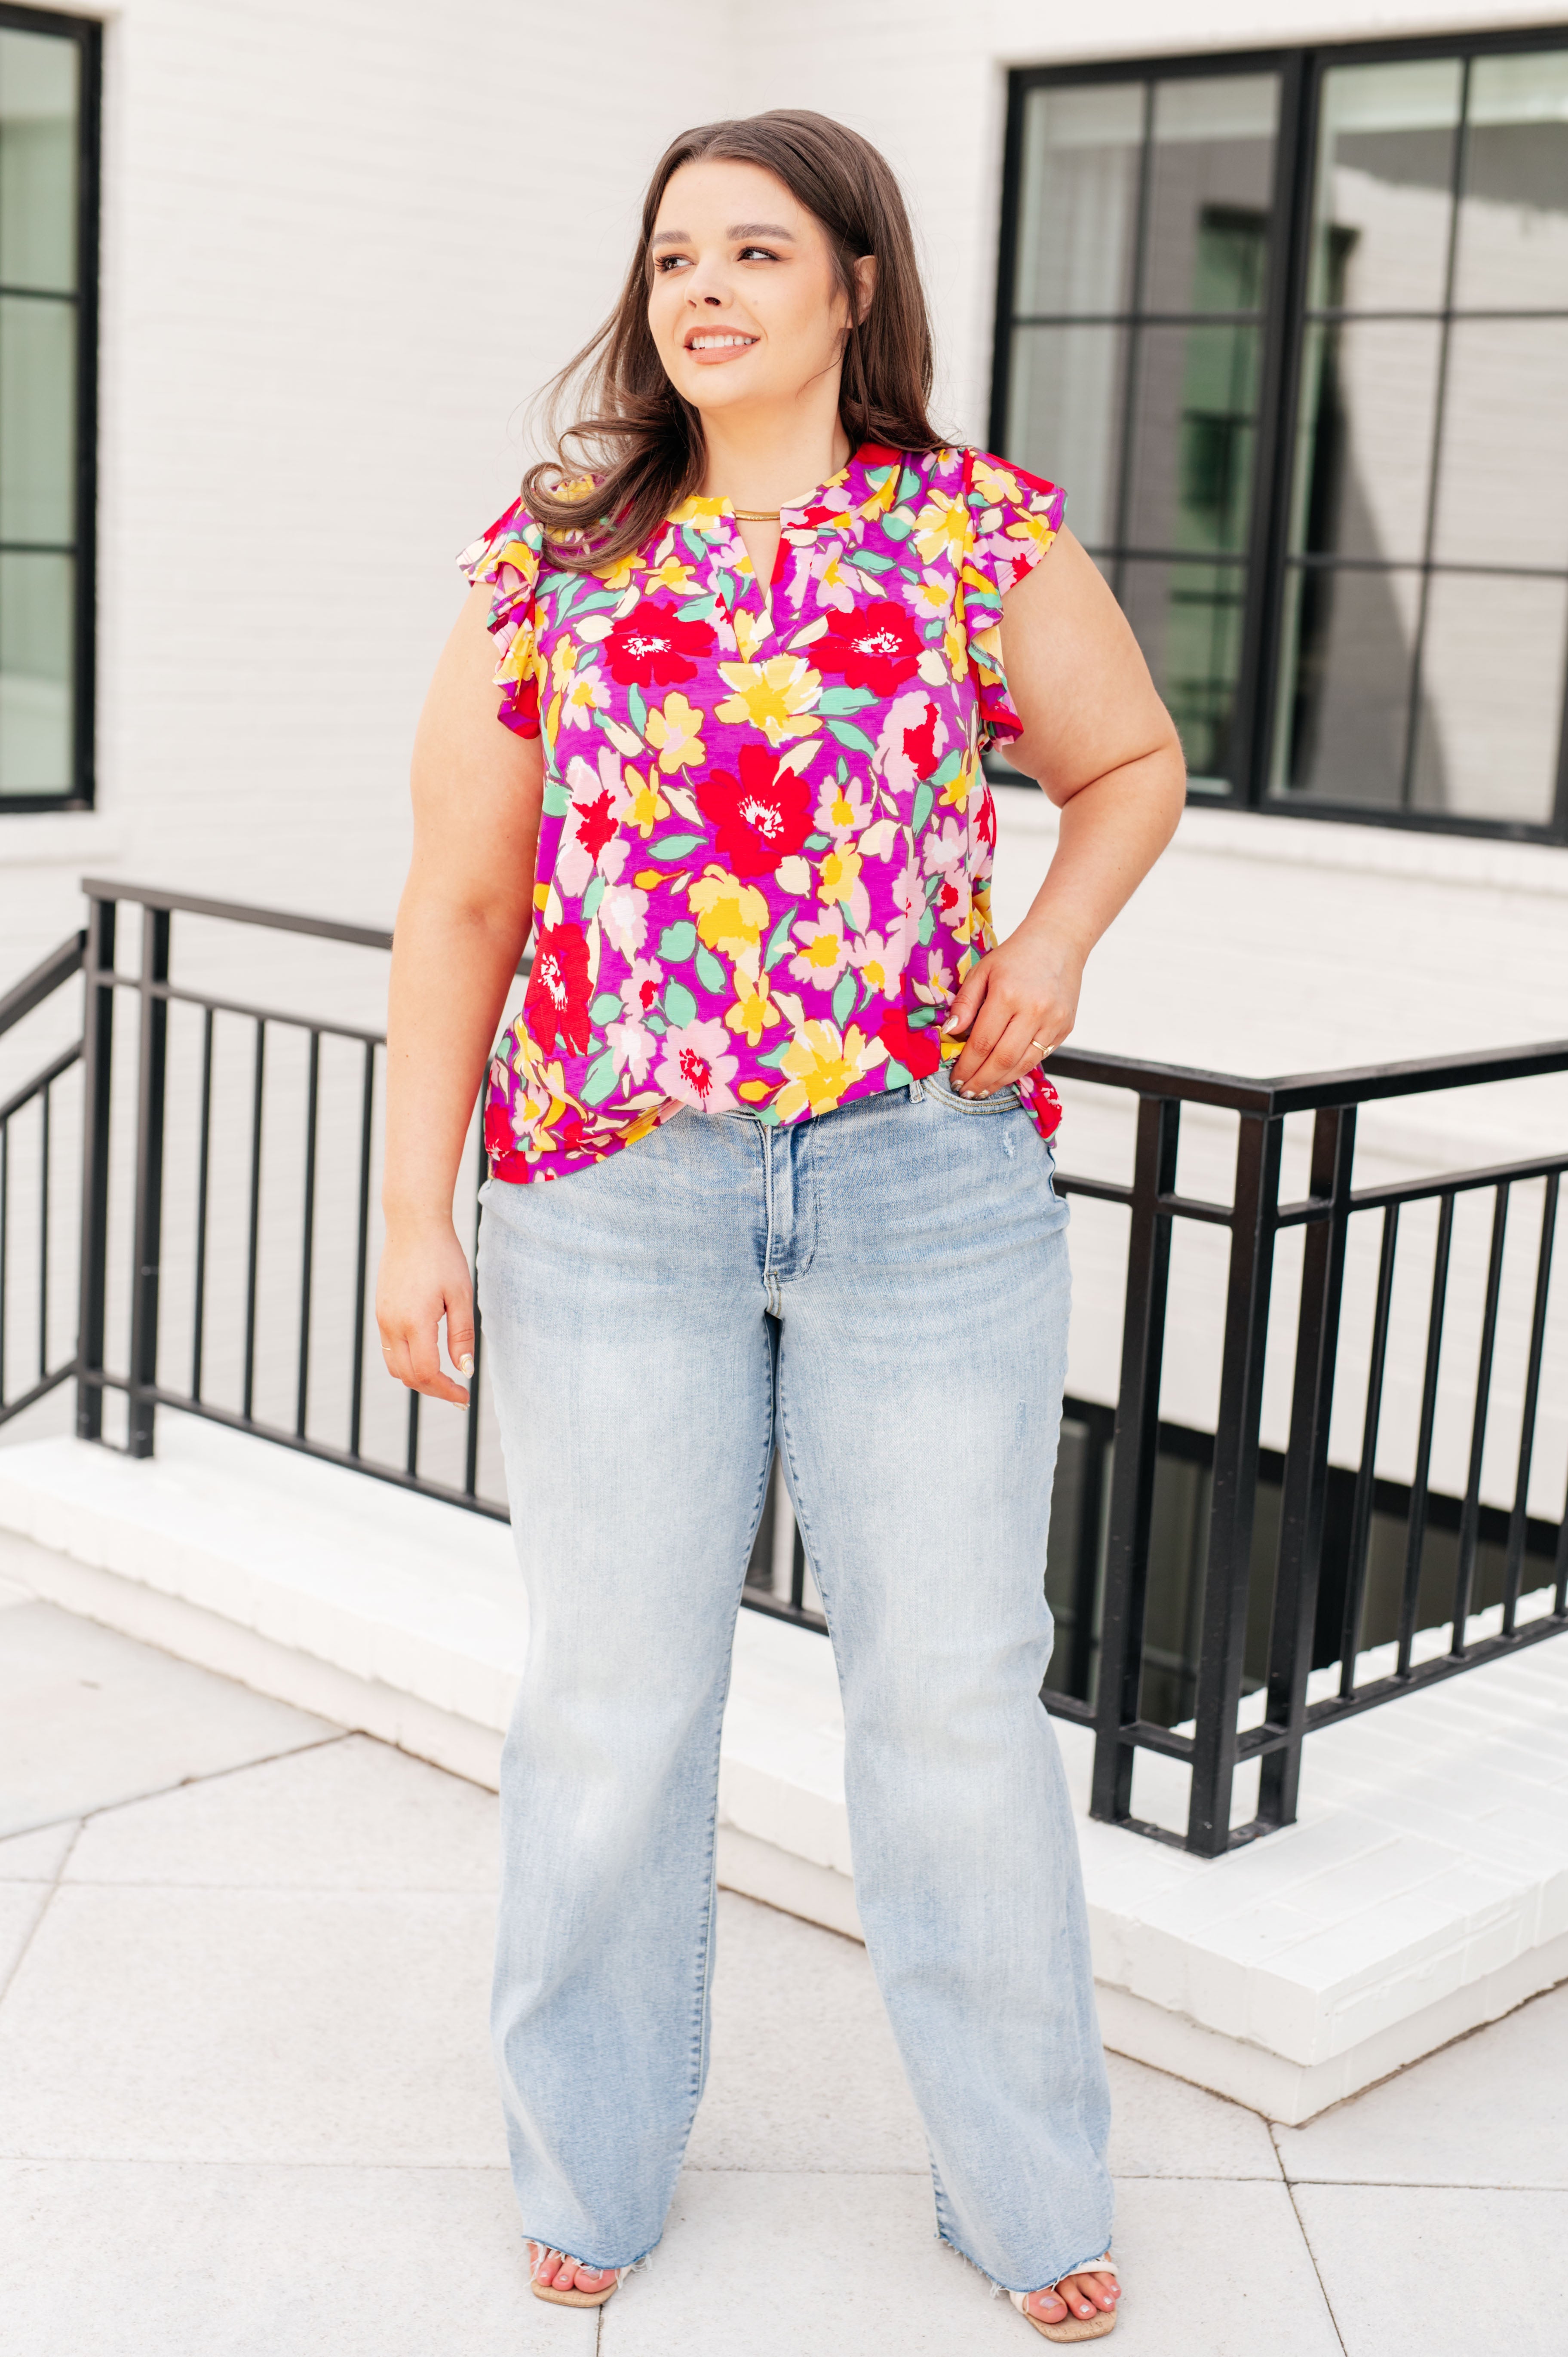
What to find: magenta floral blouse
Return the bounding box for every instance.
[460,442,1064,1185]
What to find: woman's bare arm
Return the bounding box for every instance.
[376,584,544,1403]
[945,529,1187,1096]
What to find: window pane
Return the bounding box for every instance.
[1431,319,1568,571]
[1121,559,1247,788]
[1289,320,1442,564]
[1270,563,1422,805]
[1014,82,1144,317]
[1141,75,1278,316]
[1126,323,1261,555]
[1310,60,1462,313]
[0,30,77,294]
[0,295,75,543]
[0,549,73,795]
[1454,53,1568,311]
[1410,574,1567,825]
[1006,324,1127,548]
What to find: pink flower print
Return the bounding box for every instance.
[813,774,873,840]
[599,880,649,961]
[606,1014,656,1085]
[912,948,954,1009]
[848,929,905,1000]
[618,958,664,1019]
[876,688,947,796]
[556,750,625,897]
[787,908,850,989]
[654,1018,740,1112]
[891,853,924,930]
[922,815,968,880]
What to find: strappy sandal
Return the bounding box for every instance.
[1009,2254,1119,2342]
[527,2243,625,2309]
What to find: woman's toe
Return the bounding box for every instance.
[1026,2287,1068,2322]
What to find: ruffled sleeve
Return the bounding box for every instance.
[457,496,545,739]
[960,449,1065,748]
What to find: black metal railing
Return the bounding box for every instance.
[0,930,85,1429]
[2,878,1565,1856]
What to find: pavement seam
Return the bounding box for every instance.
[1273,2120,1351,2356]
[0,1819,82,2013]
[3,1729,354,1841]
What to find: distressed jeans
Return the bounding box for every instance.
[476,1060,1113,2289]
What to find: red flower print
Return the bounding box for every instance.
[815,599,923,694]
[697,745,813,877]
[573,784,618,866]
[602,603,715,687]
[878,1006,942,1079]
[526,922,593,1058]
[902,700,941,780]
[484,1101,516,1160]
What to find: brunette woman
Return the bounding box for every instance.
[377,109,1185,2341]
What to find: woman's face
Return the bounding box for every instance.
[647,158,865,426]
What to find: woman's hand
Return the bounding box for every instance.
[943,920,1083,1098]
[376,1216,476,1407]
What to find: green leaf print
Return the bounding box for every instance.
[756,1037,795,1068]
[676,595,716,623]
[590,992,623,1024]
[817,685,878,715]
[694,943,727,994]
[663,981,698,1028]
[580,1050,620,1107]
[644,1012,667,1034]
[930,748,966,789]
[881,508,915,541]
[912,783,934,834]
[651,833,705,860]
[824,719,878,756]
[831,973,856,1029]
[763,913,796,971]
[853,550,894,573]
[627,684,648,736]
[659,922,697,959]
[542,777,572,816]
[883,1059,912,1090]
[917,906,935,945]
[580,876,606,922]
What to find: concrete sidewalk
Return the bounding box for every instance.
[1,1584,1564,2355]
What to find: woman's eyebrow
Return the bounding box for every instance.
[650,223,796,249]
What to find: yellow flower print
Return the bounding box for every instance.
[550,636,579,694]
[941,751,981,810]
[774,1020,874,1122]
[968,455,1021,509]
[732,605,770,662]
[909,575,949,621]
[689,867,770,980]
[817,842,863,909]
[715,656,823,747]
[725,970,783,1046]
[601,551,647,593]
[623,763,670,837]
[642,554,702,597]
[560,666,610,730]
[913,491,968,567]
[646,691,707,775]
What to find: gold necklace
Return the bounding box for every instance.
[731,508,780,522]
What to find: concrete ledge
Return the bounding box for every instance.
[3,1415,1565,2123]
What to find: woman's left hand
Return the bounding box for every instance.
[942,922,1083,1099]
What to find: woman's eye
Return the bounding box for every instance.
[739,246,779,262]
[656,254,691,273]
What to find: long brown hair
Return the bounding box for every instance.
[522,110,943,571]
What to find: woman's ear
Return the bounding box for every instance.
[853,252,877,324]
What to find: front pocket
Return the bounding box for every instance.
[924,1071,1024,1116]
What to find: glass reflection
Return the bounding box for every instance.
[1410,574,1567,824]
[1455,53,1568,311]
[0,30,77,294]
[1289,320,1442,564]
[1430,319,1568,571]
[0,296,76,544]
[0,549,73,794]
[1272,564,1422,805]
[1014,82,1144,317]
[1309,60,1461,313]
[1127,323,1260,556]
[1121,559,1247,787]
[1007,325,1127,548]
[1142,75,1278,315]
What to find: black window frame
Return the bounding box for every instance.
[0,0,100,814]
[990,24,1568,846]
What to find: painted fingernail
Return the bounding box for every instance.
[457,1354,474,1377]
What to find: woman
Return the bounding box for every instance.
[377,109,1184,2340]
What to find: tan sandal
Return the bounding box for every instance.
[527,2243,625,2308]
[1009,2253,1119,2342]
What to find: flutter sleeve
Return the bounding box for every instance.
[960,449,1066,749]
[457,497,545,739]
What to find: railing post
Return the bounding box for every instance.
[75,893,116,1441]
[1091,1093,1180,1826]
[1258,1103,1356,1832]
[1187,1110,1283,1855]
[126,905,171,1457]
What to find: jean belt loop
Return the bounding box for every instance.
[908,1074,925,1104]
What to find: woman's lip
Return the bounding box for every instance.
[684,333,760,364]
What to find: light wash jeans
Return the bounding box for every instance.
[476,1060,1112,2289]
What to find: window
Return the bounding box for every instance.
[992,32,1568,841]
[0,6,98,810]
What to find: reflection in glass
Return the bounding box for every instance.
[1309,59,1461,313]
[1014,82,1144,318]
[1006,325,1127,548]
[0,296,75,543]
[1121,559,1247,787]
[1455,53,1568,311]
[1289,320,1442,565]
[1410,574,1568,825]
[1141,75,1278,315]
[1271,564,1422,806]
[0,30,77,293]
[0,550,73,794]
[1127,323,1260,556]
[1429,320,1568,572]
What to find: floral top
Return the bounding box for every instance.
[460,442,1065,1185]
